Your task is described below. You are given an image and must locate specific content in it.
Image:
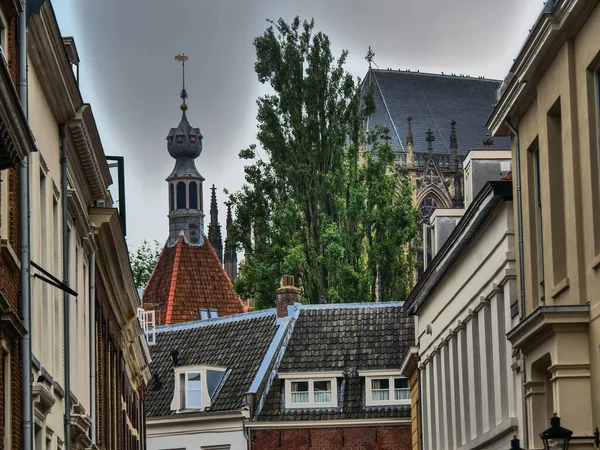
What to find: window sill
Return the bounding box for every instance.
[1,239,19,272]
[550,277,569,300]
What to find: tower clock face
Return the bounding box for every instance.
[419,197,437,221]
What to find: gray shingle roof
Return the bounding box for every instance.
[256,303,413,422]
[146,310,280,417]
[364,69,510,154]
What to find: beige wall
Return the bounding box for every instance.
[416,202,522,450]
[490,1,600,447]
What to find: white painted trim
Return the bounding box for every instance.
[278,371,343,379]
[364,376,411,407]
[284,378,338,409]
[357,369,403,377]
[246,418,411,429]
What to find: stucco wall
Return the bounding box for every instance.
[147,429,247,450]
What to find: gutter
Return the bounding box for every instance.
[60,123,72,450]
[19,1,33,449]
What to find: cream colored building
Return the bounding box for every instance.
[27,3,150,449]
[488,0,600,448]
[404,151,524,450]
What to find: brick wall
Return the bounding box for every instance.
[251,425,411,450]
[95,271,146,450]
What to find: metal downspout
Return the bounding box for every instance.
[505,120,528,447]
[60,124,71,450]
[18,1,32,449]
[89,249,96,444]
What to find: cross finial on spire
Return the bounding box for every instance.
[426,128,435,153]
[365,46,375,69]
[482,133,494,150]
[174,53,189,111]
[450,120,458,152]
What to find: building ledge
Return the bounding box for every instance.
[506,305,589,351]
[400,346,419,377]
[457,417,518,450]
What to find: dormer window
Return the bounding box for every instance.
[363,373,410,406]
[198,308,218,320]
[177,135,183,143]
[189,135,196,144]
[167,136,173,144]
[280,372,341,408]
[171,365,228,412]
[184,372,202,408]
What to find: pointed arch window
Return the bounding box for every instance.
[177,182,186,209]
[169,183,175,211]
[189,182,198,210]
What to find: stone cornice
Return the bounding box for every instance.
[68,104,111,201]
[28,1,82,123]
[507,305,590,352]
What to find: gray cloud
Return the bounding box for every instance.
[51,0,543,250]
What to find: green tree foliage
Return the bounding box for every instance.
[228,17,419,308]
[130,240,162,289]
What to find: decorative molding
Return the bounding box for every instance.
[32,382,55,420]
[550,277,570,299]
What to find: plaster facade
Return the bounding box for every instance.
[488,0,600,447]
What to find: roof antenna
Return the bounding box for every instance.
[171,349,179,367]
[174,53,189,111]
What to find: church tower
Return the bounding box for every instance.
[143,54,246,325]
[208,185,223,261]
[224,203,238,282]
[166,55,205,246]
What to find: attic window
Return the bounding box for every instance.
[177,135,184,144]
[199,308,218,320]
[171,365,228,412]
[365,376,410,406]
[284,377,338,408]
[190,135,196,144]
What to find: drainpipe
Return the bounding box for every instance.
[505,120,528,446]
[19,1,33,449]
[60,124,71,450]
[89,248,96,444]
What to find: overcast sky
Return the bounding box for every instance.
[51,0,543,251]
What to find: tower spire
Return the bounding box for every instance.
[450,121,463,207]
[406,116,414,146]
[208,185,223,262]
[224,200,238,282]
[426,128,435,154]
[174,53,189,111]
[365,46,375,69]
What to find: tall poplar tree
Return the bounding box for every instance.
[228,17,419,308]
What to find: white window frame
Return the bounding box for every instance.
[184,372,203,409]
[365,375,410,406]
[170,364,228,412]
[284,378,337,408]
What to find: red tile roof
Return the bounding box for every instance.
[143,235,247,325]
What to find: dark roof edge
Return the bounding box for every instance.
[405,181,513,315]
[366,68,503,83]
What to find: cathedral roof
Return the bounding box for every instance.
[363,69,510,153]
[143,235,247,325]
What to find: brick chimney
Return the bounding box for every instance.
[276,275,301,318]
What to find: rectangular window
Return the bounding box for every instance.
[185,372,202,408]
[367,376,410,405]
[546,98,567,286]
[290,381,309,404]
[313,380,332,403]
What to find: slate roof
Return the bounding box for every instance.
[256,303,413,422]
[143,235,246,325]
[146,310,280,417]
[364,69,510,154]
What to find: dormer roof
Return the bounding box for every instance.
[166,111,203,160]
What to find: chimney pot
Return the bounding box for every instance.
[276,275,301,318]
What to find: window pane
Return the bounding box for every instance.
[186,389,202,407]
[394,378,408,389]
[372,390,390,401]
[314,381,331,392]
[189,181,198,209]
[291,392,309,404]
[187,372,202,390]
[371,379,389,390]
[209,309,219,318]
[199,309,209,320]
[394,388,410,401]
[291,381,309,392]
[176,182,186,209]
[314,391,332,403]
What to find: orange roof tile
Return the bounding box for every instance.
[143,235,246,325]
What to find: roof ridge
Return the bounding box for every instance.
[155,308,276,333]
[299,301,405,310]
[164,234,184,324]
[369,68,502,83]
